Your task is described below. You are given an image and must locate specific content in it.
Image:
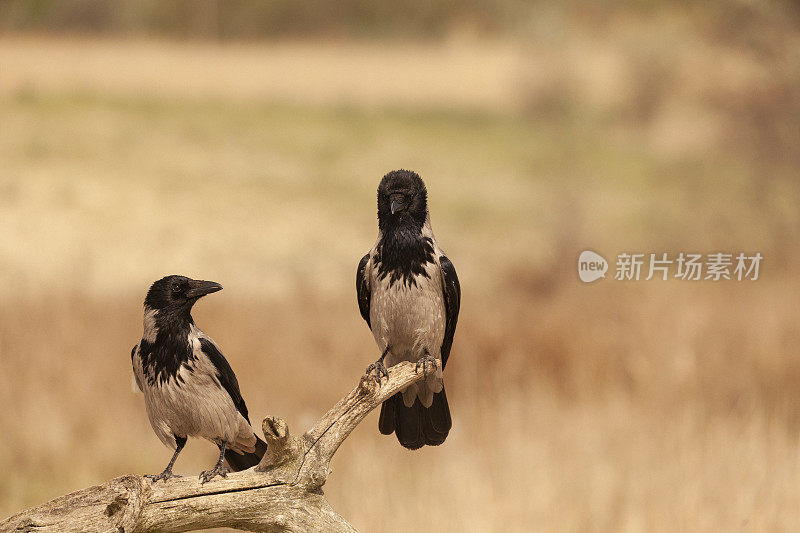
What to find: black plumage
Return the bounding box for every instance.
[357,253,371,328]
[438,255,461,369]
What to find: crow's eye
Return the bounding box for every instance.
[171,283,182,294]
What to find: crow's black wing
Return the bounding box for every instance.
[439,255,460,369]
[131,344,143,392]
[356,252,372,329]
[199,338,250,422]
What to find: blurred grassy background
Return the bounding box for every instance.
[2,1,800,531]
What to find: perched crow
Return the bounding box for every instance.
[131,275,267,483]
[356,170,461,449]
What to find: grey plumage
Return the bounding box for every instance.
[361,234,448,406]
[132,324,261,455]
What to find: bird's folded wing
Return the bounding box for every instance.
[356,252,372,329]
[198,338,251,423]
[439,255,460,369]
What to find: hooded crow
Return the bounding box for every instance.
[131,275,267,483]
[356,170,461,449]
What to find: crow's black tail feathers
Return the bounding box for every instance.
[222,435,268,471]
[378,387,451,450]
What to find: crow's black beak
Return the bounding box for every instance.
[390,198,403,214]
[186,279,223,299]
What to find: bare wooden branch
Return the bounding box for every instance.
[1,360,434,533]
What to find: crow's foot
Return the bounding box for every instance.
[199,464,229,484]
[366,359,389,384]
[145,468,180,483]
[366,346,391,384]
[415,352,437,379]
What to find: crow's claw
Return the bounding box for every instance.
[145,469,180,483]
[199,464,229,484]
[415,353,437,379]
[366,360,389,384]
[366,346,391,384]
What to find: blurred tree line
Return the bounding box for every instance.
[2,1,798,43]
[4,0,797,41]
[0,0,519,40]
[2,0,798,43]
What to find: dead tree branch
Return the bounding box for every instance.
[1,360,433,533]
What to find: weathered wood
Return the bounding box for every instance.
[1,360,433,533]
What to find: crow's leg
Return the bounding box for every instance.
[366,345,391,383]
[146,435,186,483]
[415,349,437,379]
[200,441,230,484]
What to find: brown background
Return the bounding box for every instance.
[1,2,799,531]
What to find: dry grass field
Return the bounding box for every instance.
[1,16,800,531]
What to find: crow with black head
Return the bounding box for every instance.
[374,170,437,289]
[132,275,267,483]
[357,170,461,450]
